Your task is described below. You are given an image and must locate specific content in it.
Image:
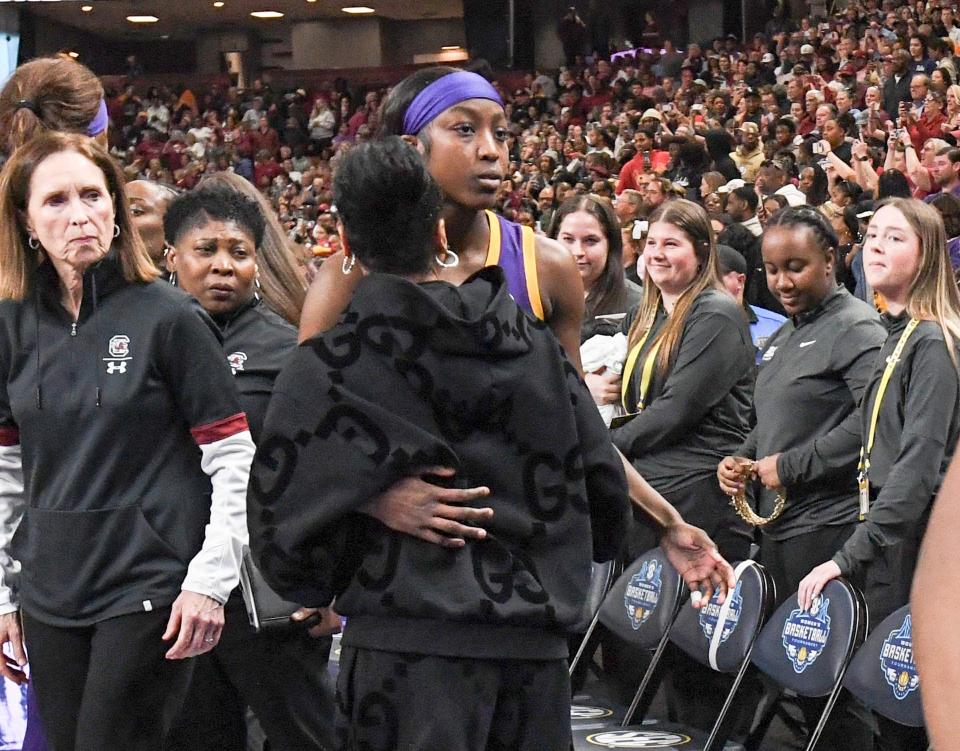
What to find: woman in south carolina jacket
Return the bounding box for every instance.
[0,133,254,751]
[162,182,334,751]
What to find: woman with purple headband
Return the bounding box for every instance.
[0,55,110,155]
[298,68,734,600]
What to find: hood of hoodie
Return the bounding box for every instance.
[347,265,534,359]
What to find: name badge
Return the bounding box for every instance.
[858,474,870,521]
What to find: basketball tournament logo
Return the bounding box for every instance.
[699,579,743,645]
[880,613,920,701]
[571,705,614,721]
[623,559,662,630]
[782,595,831,673]
[103,334,132,374]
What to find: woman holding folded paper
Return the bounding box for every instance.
[611,199,755,562]
[162,181,334,751]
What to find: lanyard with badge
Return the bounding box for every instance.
[620,328,664,414]
[858,318,920,520]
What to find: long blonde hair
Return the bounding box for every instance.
[879,197,960,368]
[199,171,306,325]
[626,199,724,372]
[0,132,157,301]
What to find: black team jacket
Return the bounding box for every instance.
[248,267,629,660]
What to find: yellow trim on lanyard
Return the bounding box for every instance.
[857,318,920,520]
[620,329,664,412]
[519,225,545,321]
[483,210,501,266]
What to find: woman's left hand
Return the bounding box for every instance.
[163,590,225,660]
[797,560,842,611]
[754,453,783,490]
[585,370,622,406]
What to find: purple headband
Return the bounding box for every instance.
[86,99,108,137]
[402,71,503,136]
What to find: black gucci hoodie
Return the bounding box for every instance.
[248,267,629,660]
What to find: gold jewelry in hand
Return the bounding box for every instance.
[728,458,786,527]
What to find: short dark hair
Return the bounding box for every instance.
[164,183,265,248]
[333,136,442,275]
[731,185,759,211]
[766,205,839,256]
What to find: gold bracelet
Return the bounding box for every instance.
[727,459,786,527]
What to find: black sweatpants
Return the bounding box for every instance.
[164,594,336,751]
[334,646,571,751]
[22,607,194,751]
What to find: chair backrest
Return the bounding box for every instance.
[669,559,775,674]
[571,560,618,634]
[598,547,686,649]
[842,604,924,728]
[751,579,867,698]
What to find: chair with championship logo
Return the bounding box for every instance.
[568,547,685,745]
[841,604,923,729]
[747,578,868,751]
[572,560,774,751]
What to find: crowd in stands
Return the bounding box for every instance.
[101,0,960,301]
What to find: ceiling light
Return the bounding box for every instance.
[250,10,284,18]
[126,15,159,23]
[342,6,375,14]
[80,5,93,11]
[307,0,317,3]
[213,1,224,6]
[67,51,79,58]
[442,45,462,50]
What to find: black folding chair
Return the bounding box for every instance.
[572,560,774,751]
[748,579,868,751]
[842,604,923,729]
[568,547,686,742]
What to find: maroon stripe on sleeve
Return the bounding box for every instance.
[190,413,249,445]
[0,425,19,447]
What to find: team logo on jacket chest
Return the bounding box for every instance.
[880,613,920,701]
[103,335,132,374]
[782,595,831,673]
[624,559,662,630]
[227,351,248,374]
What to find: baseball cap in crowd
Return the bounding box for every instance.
[761,53,776,64]
[717,244,747,275]
[774,183,807,207]
[737,122,759,135]
[641,108,664,122]
[800,44,815,56]
[838,63,856,77]
[694,78,708,87]
[717,178,746,194]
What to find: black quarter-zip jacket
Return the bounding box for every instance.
[612,289,756,494]
[739,287,886,540]
[832,312,960,581]
[0,253,247,626]
[214,298,298,443]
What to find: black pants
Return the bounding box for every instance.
[22,607,194,751]
[334,646,571,751]
[662,473,753,563]
[164,595,336,751]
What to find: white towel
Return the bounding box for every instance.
[580,332,629,426]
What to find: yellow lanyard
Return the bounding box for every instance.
[857,318,920,520]
[621,330,664,413]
